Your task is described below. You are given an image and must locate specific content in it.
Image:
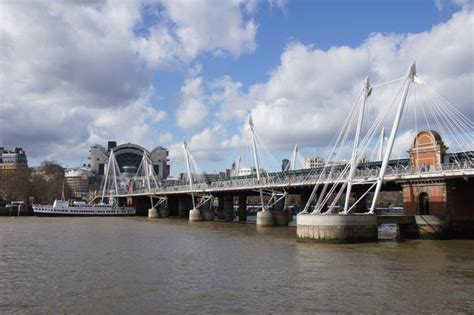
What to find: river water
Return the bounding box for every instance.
[1,217,473,314]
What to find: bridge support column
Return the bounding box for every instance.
[272,196,290,227]
[201,198,215,221]
[158,205,169,218]
[148,207,158,218]
[178,197,187,218]
[216,197,225,220]
[256,210,274,227]
[224,195,234,222]
[189,208,202,221]
[238,195,247,222]
[300,190,311,212]
[188,195,202,221]
[297,213,378,243]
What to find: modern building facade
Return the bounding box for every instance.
[304,156,325,169]
[89,141,170,180]
[65,166,94,198]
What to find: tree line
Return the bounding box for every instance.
[0,161,72,205]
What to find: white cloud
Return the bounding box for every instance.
[210,76,250,121]
[268,0,288,14]
[88,95,167,150]
[451,0,473,10]
[245,0,259,14]
[0,0,259,162]
[174,8,473,166]
[168,124,227,165]
[392,130,417,159]
[209,9,473,157]
[176,77,208,129]
[135,0,258,68]
[134,25,183,69]
[159,132,173,144]
[160,0,257,58]
[434,0,472,11]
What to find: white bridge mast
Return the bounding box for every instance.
[249,116,266,211]
[370,61,416,213]
[183,139,196,210]
[343,77,372,213]
[101,150,119,203]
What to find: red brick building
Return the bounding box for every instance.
[401,130,473,237]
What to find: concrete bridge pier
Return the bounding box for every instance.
[272,195,290,227]
[297,213,378,243]
[147,197,170,218]
[189,208,202,221]
[224,195,235,222]
[178,197,190,218]
[187,195,202,221]
[158,203,170,218]
[200,198,215,221]
[256,210,274,227]
[148,207,158,218]
[238,195,247,222]
[216,197,225,220]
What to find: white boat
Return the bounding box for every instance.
[33,200,135,217]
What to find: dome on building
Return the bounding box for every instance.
[412,130,443,147]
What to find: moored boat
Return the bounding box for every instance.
[33,200,135,217]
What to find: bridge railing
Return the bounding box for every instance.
[102,160,473,197]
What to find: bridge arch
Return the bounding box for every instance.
[418,192,430,215]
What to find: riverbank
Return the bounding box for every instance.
[0,205,32,216]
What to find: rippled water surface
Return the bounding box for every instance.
[1,217,473,314]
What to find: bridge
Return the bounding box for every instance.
[117,157,473,196]
[96,62,473,241]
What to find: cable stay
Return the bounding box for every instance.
[302,61,473,216]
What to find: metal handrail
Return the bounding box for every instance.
[98,161,473,197]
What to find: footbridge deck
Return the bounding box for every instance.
[108,162,473,198]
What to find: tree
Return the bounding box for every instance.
[30,161,71,204]
[1,166,31,202]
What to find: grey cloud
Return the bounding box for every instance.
[0,0,257,163]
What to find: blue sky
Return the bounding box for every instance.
[0,0,472,175]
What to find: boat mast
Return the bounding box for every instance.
[61,180,65,201]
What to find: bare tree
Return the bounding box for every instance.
[1,166,31,202]
[30,161,71,204]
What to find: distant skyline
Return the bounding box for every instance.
[0,0,472,175]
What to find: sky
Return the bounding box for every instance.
[0,0,473,175]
